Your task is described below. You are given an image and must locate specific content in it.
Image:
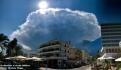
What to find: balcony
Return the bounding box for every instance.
[39,47,61,52]
[40,40,63,48]
[39,44,61,50]
[39,50,62,55]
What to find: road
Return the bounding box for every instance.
[70,65,91,70]
[39,65,91,70]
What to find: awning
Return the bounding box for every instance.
[115,57,121,61]
[98,53,115,60]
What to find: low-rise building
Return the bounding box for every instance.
[67,47,82,60]
[38,40,83,68]
[39,40,69,68]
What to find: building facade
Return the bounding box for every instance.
[39,40,83,68]
[81,50,92,64]
[39,40,69,68]
[100,24,121,58]
[67,47,82,60]
[101,24,121,48]
[101,47,121,58]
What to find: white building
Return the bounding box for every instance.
[100,24,121,59]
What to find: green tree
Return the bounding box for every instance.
[0,33,23,57]
[0,33,9,52]
[6,38,23,57]
[6,38,17,56]
[6,38,22,56]
[15,44,23,56]
[0,52,4,60]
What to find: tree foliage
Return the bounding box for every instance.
[6,38,23,57]
[0,33,9,52]
[0,33,23,58]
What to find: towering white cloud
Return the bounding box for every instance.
[10,8,101,52]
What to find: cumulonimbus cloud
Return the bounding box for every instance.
[10,8,101,53]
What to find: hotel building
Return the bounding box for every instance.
[39,40,69,68]
[100,24,121,58]
[39,40,84,68]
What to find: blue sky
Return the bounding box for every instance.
[0,0,121,35]
[0,0,121,55]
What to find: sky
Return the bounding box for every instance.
[10,8,101,55]
[0,0,121,35]
[0,0,121,55]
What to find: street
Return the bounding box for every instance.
[39,65,91,70]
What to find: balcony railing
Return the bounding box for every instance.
[39,44,61,50]
[42,56,67,60]
[39,50,62,55]
[39,47,62,52]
